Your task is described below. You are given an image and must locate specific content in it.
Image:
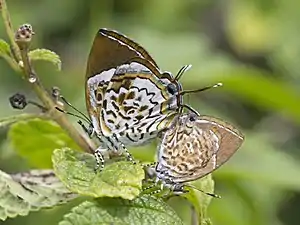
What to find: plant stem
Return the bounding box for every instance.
[19,39,94,154]
[1,53,20,72]
[191,205,199,225]
[0,0,95,154]
[0,0,21,62]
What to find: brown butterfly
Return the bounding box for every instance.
[145,112,244,196]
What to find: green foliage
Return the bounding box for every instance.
[28,48,62,71]
[0,39,11,56]
[8,119,80,168]
[59,195,184,225]
[185,175,215,224]
[216,133,300,189]
[52,148,144,200]
[1,0,300,225]
[0,169,76,221]
[0,114,40,128]
[0,38,20,71]
[193,68,300,124]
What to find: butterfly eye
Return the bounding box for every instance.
[188,113,197,122]
[167,83,178,95]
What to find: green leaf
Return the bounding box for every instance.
[220,69,300,123]
[0,39,20,71]
[28,48,62,71]
[52,148,145,200]
[184,67,300,124]
[59,195,183,225]
[0,39,11,56]
[0,114,46,128]
[8,118,80,168]
[215,132,300,190]
[184,174,215,225]
[0,169,76,221]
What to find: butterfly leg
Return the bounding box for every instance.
[94,147,105,172]
[141,178,166,196]
[141,162,157,168]
[142,182,162,195]
[142,182,156,192]
[147,189,163,195]
[122,143,136,164]
[112,133,136,164]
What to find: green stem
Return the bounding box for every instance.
[0,0,21,62]
[20,44,95,154]
[0,0,95,154]
[1,53,20,72]
[191,205,198,225]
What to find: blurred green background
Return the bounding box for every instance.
[1,0,300,224]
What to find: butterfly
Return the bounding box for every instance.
[144,112,244,196]
[84,28,201,171]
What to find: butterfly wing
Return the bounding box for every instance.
[85,28,159,135]
[156,113,244,183]
[100,57,182,146]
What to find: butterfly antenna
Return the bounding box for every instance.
[185,184,221,198]
[59,95,91,123]
[180,83,222,96]
[181,104,200,116]
[174,64,192,81]
[77,120,91,134]
[55,107,91,125]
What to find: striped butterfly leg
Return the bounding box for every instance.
[122,143,136,164]
[113,133,136,164]
[141,165,169,195]
[141,180,163,195]
[141,175,174,196]
[94,146,106,173]
[141,161,157,168]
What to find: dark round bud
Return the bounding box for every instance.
[9,93,27,109]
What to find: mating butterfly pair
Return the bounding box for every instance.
[81,28,244,194]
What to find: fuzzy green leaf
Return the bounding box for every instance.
[0,169,76,221]
[184,67,300,125]
[185,174,215,225]
[215,133,300,190]
[8,118,80,168]
[0,39,11,56]
[0,114,45,128]
[59,195,183,225]
[52,148,145,200]
[0,39,19,71]
[28,48,61,70]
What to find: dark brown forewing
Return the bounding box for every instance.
[197,115,244,168]
[100,29,158,67]
[127,57,183,107]
[127,57,172,79]
[86,28,158,79]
